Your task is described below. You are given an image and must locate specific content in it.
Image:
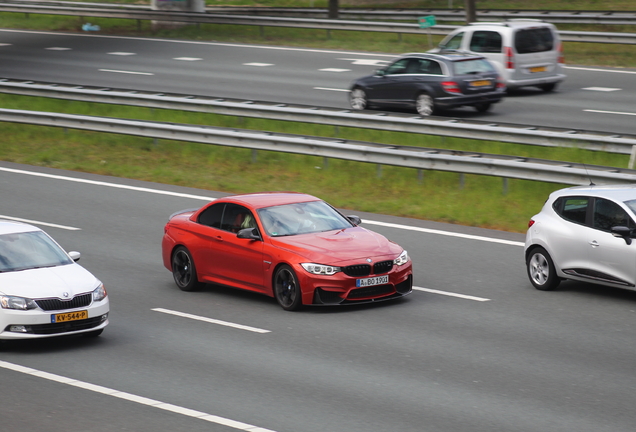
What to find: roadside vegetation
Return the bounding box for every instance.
[0,1,634,232]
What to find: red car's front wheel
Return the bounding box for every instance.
[274,265,303,311]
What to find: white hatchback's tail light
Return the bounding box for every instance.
[528,219,536,228]
[504,46,514,69]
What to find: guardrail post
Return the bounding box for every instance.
[418,169,424,184]
[629,145,636,169]
[502,177,509,195]
[327,29,332,39]
[251,149,258,163]
[260,26,264,37]
[376,164,382,178]
[323,157,329,169]
[459,173,465,189]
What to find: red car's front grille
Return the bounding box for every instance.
[343,264,371,277]
[347,284,395,299]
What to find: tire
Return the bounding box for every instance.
[172,246,203,292]
[474,102,492,113]
[349,87,368,111]
[415,93,435,116]
[526,247,560,291]
[273,265,303,311]
[539,83,556,92]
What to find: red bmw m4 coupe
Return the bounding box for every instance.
[162,192,413,310]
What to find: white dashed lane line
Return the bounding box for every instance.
[583,87,621,92]
[243,62,273,67]
[45,47,72,51]
[107,52,136,56]
[99,69,154,75]
[319,68,351,72]
[585,109,636,116]
[174,57,202,61]
[414,287,491,302]
[314,87,350,92]
[152,308,271,334]
[0,361,277,432]
[337,58,389,66]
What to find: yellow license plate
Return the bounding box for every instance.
[52,310,88,323]
[470,80,491,87]
[530,66,547,73]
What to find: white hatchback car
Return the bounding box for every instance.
[432,19,566,92]
[0,220,109,340]
[525,185,636,292]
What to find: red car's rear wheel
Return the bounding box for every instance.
[172,246,203,292]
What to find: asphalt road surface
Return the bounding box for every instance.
[1,28,636,135]
[1,161,636,432]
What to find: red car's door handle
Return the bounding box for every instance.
[214,235,224,242]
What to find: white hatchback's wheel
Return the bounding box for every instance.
[527,247,560,291]
[416,94,435,116]
[349,88,368,110]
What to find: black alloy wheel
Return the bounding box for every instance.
[172,246,203,292]
[274,265,303,311]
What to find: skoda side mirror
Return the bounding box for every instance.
[611,226,632,245]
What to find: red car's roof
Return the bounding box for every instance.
[221,192,321,209]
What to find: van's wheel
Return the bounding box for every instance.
[475,102,492,113]
[416,93,436,116]
[539,83,557,92]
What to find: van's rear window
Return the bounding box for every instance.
[514,28,554,54]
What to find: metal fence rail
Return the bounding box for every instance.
[1,79,635,156]
[1,3,636,44]
[1,107,635,186]
[6,2,636,25]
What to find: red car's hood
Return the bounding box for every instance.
[269,227,401,264]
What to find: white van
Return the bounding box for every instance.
[431,20,566,92]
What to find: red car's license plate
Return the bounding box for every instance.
[356,275,389,287]
[51,310,88,323]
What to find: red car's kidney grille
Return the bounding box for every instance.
[373,260,393,274]
[348,284,394,299]
[343,264,371,277]
[35,293,92,311]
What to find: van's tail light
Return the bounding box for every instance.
[442,81,461,94]
[528,219,536,228]
[557,42,564,64]
[504,46,514,69]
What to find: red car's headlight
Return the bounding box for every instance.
[301,263,341,276]
[394,250,409,266]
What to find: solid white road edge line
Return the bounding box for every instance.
[414,286,491,302]
[0,166,525,246]
[152,308,271,333]
[313,87,351,92]
[0,215,81,230]
[99,69,153,75]
[565,66,636,75]
[0,360,277,432]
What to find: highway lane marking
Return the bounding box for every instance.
[108,52,136,56]
[0,166,525,246]
[0,215,81,231]
[414,286,490,302]
[46,47,72,51]
[584,109,636,116]
[174,57,202,61]
[314,87,350,92]
[337,58,389,66]
[565,65,636,75]
[0,167,215,200]
[243,62,273,67]
[0,43,12,46]
[99,69,154,75]
[582,87,621,92]
[362,220,525,247]
[152,308,271,333]
[0,360,277,432]
[319,68,351,72]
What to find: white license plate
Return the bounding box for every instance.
[356,275,389,287]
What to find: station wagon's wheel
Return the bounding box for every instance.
[416,93,435,116]
[349,87,368,110]
[474,102,492,113]
[526,247,560,291]
[274,265,303,311]
[172,246,203,292]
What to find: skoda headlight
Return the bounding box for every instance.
[92,283,107,302]
[301,263,341,276]
[0,295,38,310]
[394,250,409,266]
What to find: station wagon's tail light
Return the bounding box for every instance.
[442,81,461,94]
[528,219,536,228]
[557,42,564,64]
[504,46,514,69]
[496,77,506,89]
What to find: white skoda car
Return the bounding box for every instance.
[0,220,109,340]
[525,185,636,292]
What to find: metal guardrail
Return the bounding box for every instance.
[1,3,636,44]
[6,2,636,25]
[1,107,635,186]
[1,79,635,156]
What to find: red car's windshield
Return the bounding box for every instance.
[257,201,353,237]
